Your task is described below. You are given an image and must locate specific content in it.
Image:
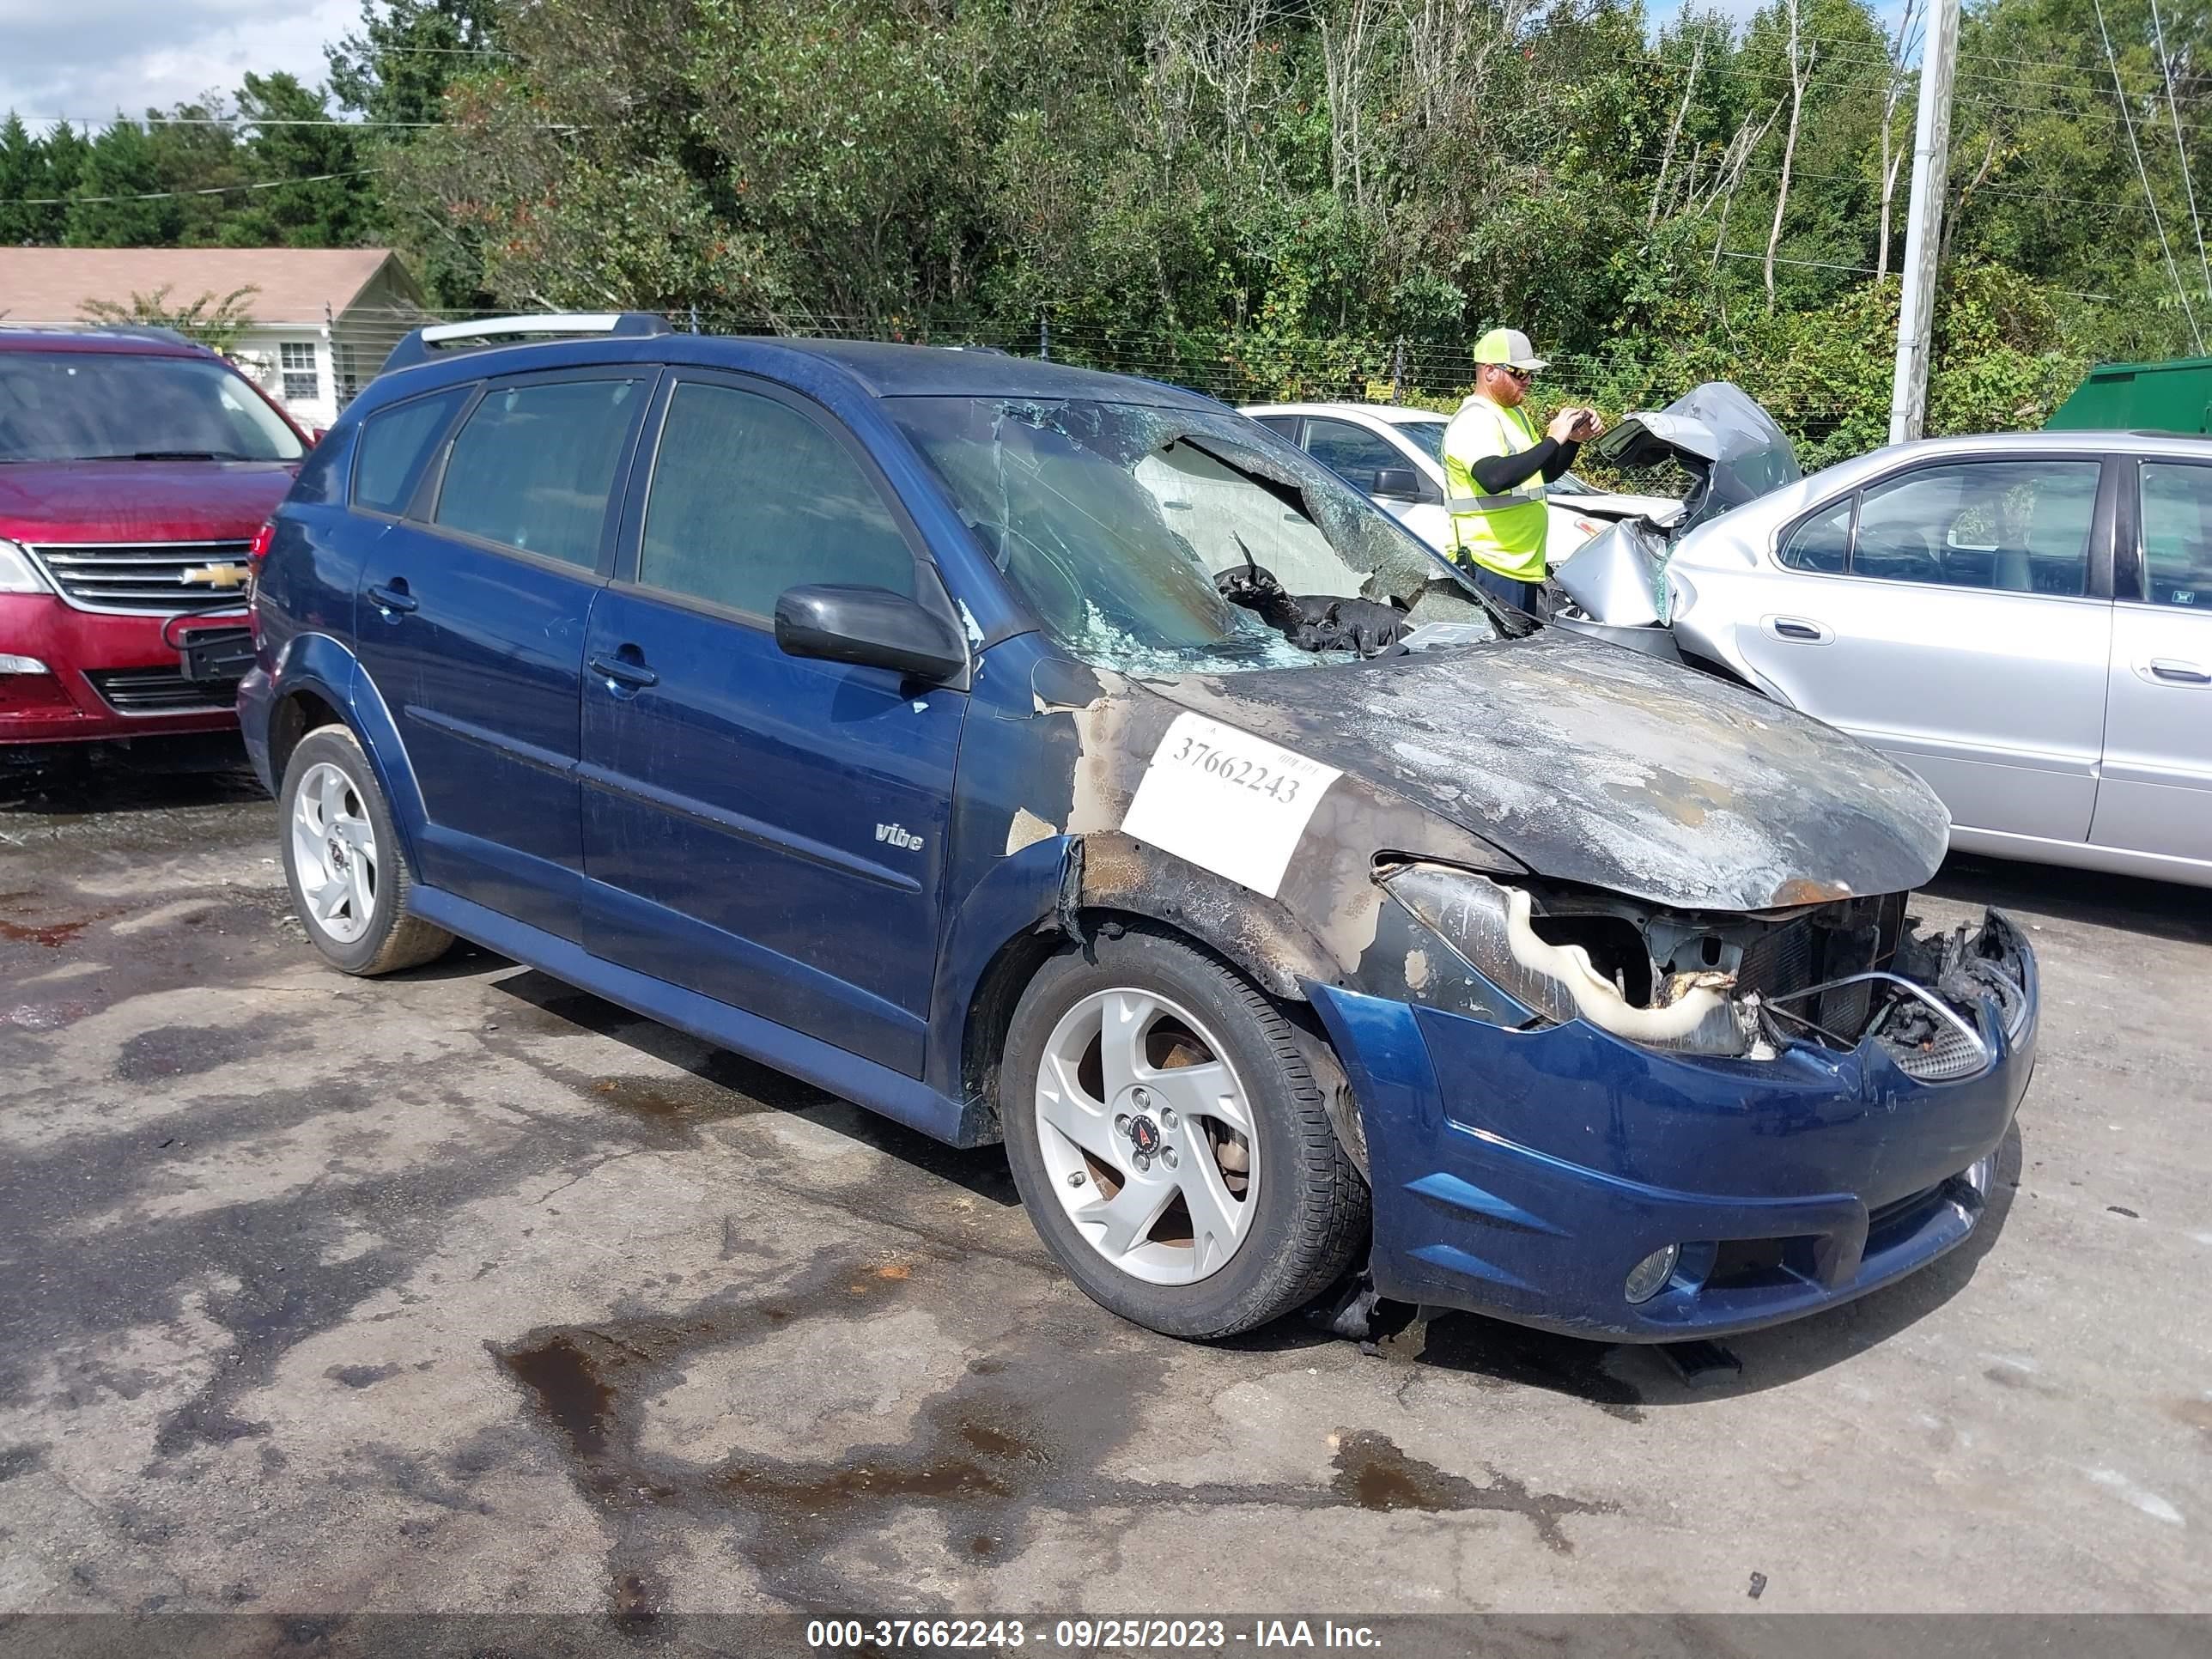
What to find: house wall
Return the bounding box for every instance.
[227,262,430,428]
[231,324,339,431]
[331,264,431,410]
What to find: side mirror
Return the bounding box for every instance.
[1373,466,1431,503]
[774,584,968,683]
[308,427,329,447]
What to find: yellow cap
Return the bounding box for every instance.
[1473,327,1548,371]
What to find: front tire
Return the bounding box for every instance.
[1000,927,1368,1339]
[278,725,453,975]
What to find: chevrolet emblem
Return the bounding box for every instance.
[181,562,252,590]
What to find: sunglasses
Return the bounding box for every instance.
[1492,365,1535,384]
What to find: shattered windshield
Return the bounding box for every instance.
[890,397,1500,674]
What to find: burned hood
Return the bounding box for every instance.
[1585,383,1798,532]
[1152,630,1950,913]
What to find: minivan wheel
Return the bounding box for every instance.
[1000,927,1368,1339]
[278,725,453,975]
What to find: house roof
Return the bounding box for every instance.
[0,248,410,326]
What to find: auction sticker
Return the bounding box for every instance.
[1120,712,1341,899]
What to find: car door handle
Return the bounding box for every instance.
[1764,615,1832,643]
[587,651,659,690]
[366,580,417,616]
[2148,657,2212,684]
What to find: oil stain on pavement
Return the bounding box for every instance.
[494,1255,1616,1619]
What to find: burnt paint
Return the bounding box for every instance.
[1154,631,1950,913]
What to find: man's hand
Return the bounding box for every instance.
[1547,406,1603,442]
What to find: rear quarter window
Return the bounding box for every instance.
[1778,499,1852,573]
[289,425,352,506]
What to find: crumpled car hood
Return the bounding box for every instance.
[1152,630,1951,913]
[1585,382,1799,533]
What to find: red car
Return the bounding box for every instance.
[0,327,307,758]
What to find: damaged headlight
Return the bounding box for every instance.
[1377,863,1761,1056]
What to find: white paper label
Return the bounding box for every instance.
[1120,713,1341,899]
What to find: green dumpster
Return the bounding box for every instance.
[2046,356,2212,434]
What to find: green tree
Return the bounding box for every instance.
[64,118,178,246]
[221,73,371,246]
[0,113,53,245]
[328,0,501,127]
[40,122,92,228]
[146,100,246,246]
[328,0,503,304]
[359,0,2204,447]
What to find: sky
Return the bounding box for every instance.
[0,0,362,127]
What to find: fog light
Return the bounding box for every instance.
[1623,1243,1680,1304]
[0,654,50,675]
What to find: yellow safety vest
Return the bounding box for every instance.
[1442,395,1549,583]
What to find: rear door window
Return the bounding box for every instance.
[2137,462,2212,607]
[1299,418,1406,492]
[433,378,643,568]
[354,389,466,515]
[635,380,915,618]
[1853,461,2101,594]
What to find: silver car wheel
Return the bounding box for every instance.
[1033,988,1260,1286]
[290,761,378,946]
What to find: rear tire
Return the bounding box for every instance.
[1000,926,1368,1339]
[278,725,453,976]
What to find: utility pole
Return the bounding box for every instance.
[1888,0,1960,445]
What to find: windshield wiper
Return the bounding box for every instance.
[82,450,252,462]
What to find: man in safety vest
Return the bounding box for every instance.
[1442,327,1604,613]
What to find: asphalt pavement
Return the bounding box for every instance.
[0,756,2207,1629]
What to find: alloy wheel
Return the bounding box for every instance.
[290,761,378,945]
[1033,988,1260,1285]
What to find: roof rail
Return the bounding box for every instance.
[381,311,672,374]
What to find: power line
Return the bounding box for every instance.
[350,44,507,56]
[2093,0,2202,350]
[1743,160,2152,216]
[28,113,586,131]
[2,168,375,207]
[2148,0,2212,307]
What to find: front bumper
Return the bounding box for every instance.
[1310,910,2037,1340]
[0,593,240,745]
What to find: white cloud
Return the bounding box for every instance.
[0,0,362,127]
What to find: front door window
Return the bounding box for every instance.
[636,380,916,616]
[1851,461,2100,595]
